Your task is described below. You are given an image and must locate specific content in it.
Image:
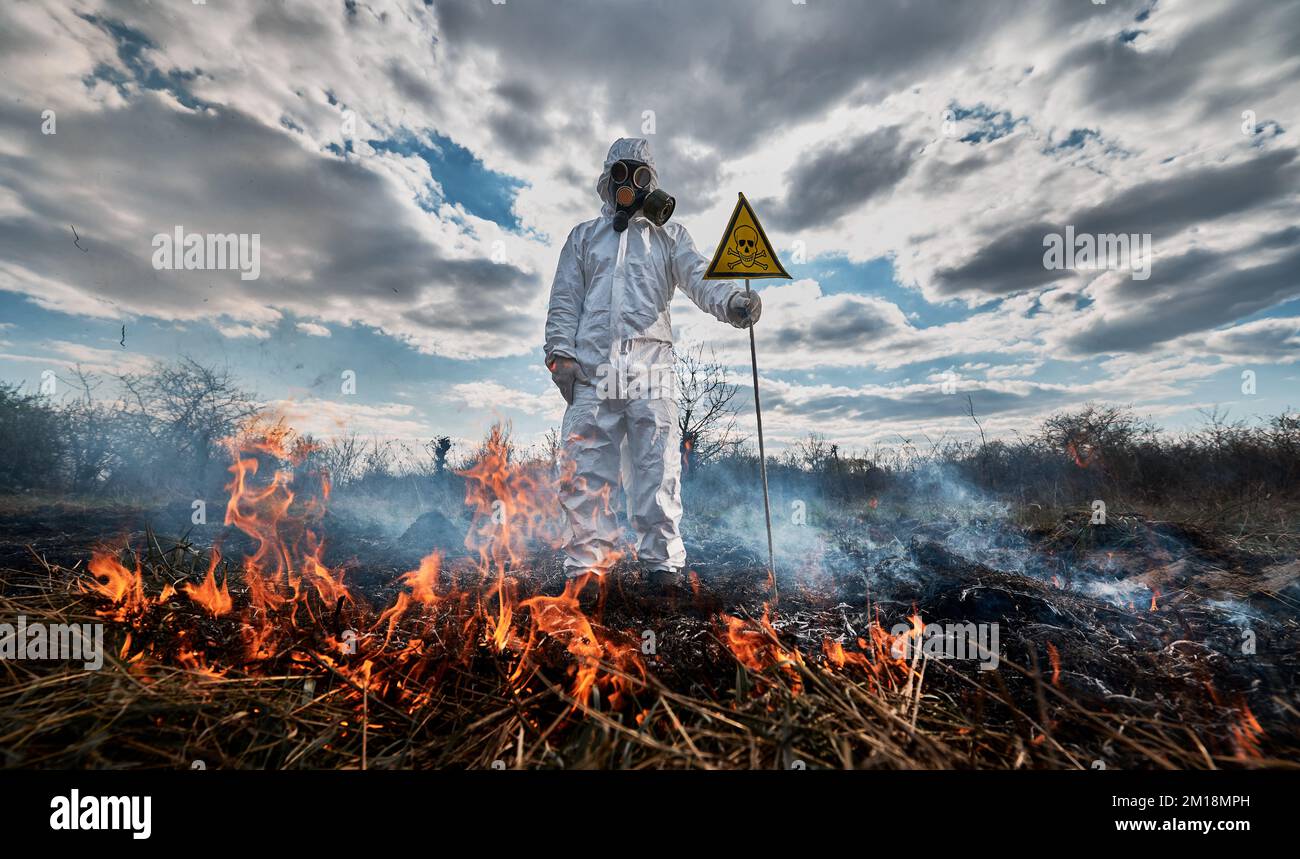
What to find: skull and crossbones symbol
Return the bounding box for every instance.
[727,225,768,270]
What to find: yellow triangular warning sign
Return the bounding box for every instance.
[704,192,791,280]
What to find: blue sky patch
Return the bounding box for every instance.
[949,103,1026,145]
[78,14,207,110]
[369,132,525,230]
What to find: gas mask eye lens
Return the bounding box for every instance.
[610,161,629,184]
[632,166,652,189]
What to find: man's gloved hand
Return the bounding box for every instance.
[548,356,589,405]
[726,290,763,328]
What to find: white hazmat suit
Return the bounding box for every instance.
[544,138,753,575]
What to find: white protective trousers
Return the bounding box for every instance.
[545,138,743,573]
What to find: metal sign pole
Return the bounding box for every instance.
[744,283,777,601]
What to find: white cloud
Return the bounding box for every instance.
[295,321,332,337]
[446,381,565,422]
[216,322,273,340]
[0,340,154,380]
[260,398,429,441]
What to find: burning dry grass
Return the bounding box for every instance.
[1,537,1295,769]
[0,559,946,769]
[0,579,1024,768]
[0,422,1297,770]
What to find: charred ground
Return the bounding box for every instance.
[0,479,1296,770]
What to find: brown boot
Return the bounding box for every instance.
[642,567,685,594]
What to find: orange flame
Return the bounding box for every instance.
[1046,642,1061,686]
[819,607,928,694]
[514,574,645,708]
[375,552,445,646]
[182,552,233,617]
[1230,703,1264,761]
[85,551,149,621]
[1205,682,1266,760]
[722,604,805,694]
[219,418,346,657]
[460,425,573,653]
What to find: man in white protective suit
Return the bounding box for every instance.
[544,138,762,589]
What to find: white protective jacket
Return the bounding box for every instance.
[544,138,744,573]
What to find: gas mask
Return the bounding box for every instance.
[608,159,675,232]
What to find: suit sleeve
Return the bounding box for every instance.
[670,226,741,324]
[544,226,585,363]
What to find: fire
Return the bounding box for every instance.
[85,551,149,621]
[460,425,571,654]
[224,433,295,611]
[72,417,795,744]
[818,608,928,694]
[301,542,351,607]
[458,426,643,709]
[721,604,805,694]
[182,552,233,617]
[177,647,227,680]
[403,552,443,607]
[219,418,348,657]
[1205,682,1266,761]
[375,552,445,646]
[890,612,925,661]
[515,573,644,708]
[1046,642,1062,686]
[461,425,568,566]
[1230,703,1264,761]
[822,637,869,672]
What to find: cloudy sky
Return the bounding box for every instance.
[1,0,1297,454]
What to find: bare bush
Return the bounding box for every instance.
[676,342,745,471]
[117,357,258,490]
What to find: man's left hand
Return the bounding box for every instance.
[726,290,762,328]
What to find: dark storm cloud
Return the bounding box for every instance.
[1076,150,1298,236]
[386,59,438,108]
[766,296,910,354]
[5,0,1291,384]
[1252,225,1300,252]
[933,149,1300,298]
[1200,317,1300,361]
[760,126,917,230]
[554,165,585,188]
[1059,0,1300,116]
[651,139,725,217]
[493,80,544,112]
[250,2,333,40]
[0,94,536,352]
[488,80,554,156]
[917,150,995,192]
[432,0,1145,194]
[487,110,554,158]
[1060,242,1300,355]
